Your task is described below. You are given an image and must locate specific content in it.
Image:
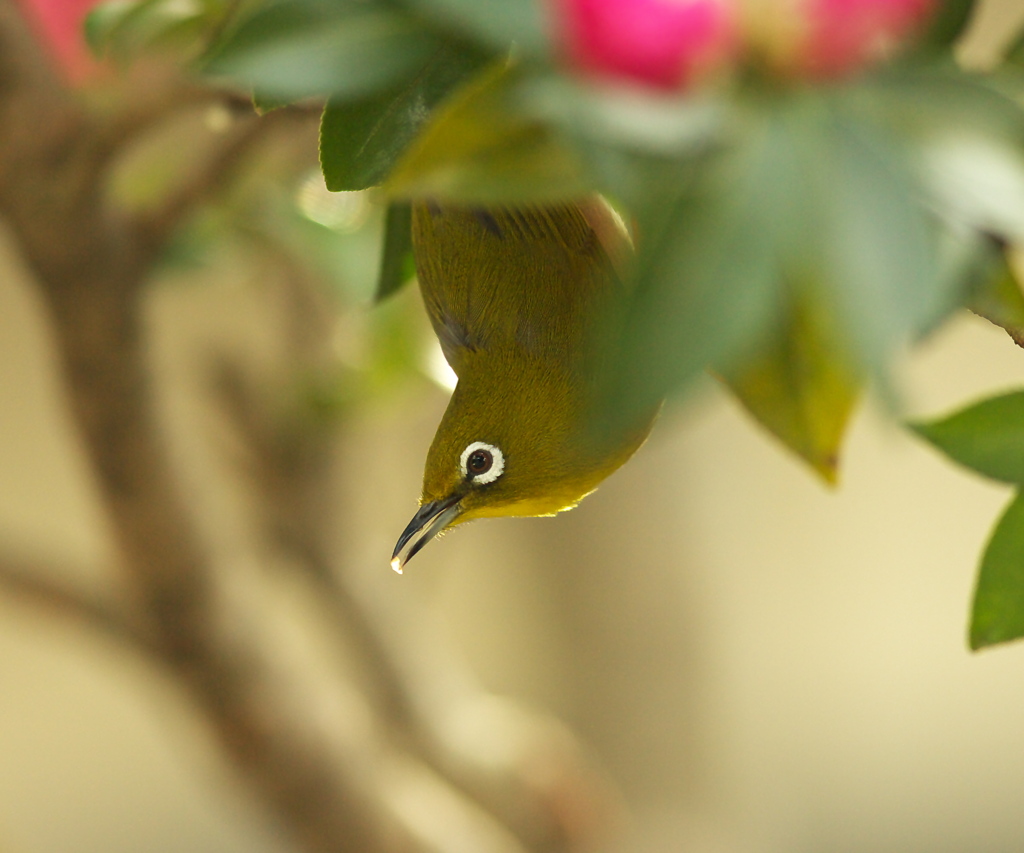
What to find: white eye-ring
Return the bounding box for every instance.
[460,441,504,484]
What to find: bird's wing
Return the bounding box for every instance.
[411,201,628,377]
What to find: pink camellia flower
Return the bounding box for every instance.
[743,0,937,79]
[556,0,739,91]
[15,0,101,81]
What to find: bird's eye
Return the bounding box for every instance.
[468,449,492,473]
[460,441,504,485]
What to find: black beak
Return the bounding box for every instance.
[391,495,462,573]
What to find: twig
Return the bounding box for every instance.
[132,105,302,251]
[88,73,255,172]
[0,555,153,649]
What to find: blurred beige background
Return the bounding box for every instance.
[5,2,1024,852]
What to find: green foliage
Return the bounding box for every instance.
[204,2,444,102]
[385,62,589,202]
[970,495,1024,649]
[721,301,860,485]
[319,43,489,192]
[600,125,781,429]
[911,392,1024,486]
[86,0,226,60]
[912,393,1024,647]
[400,0,548,57]
[131,0,1024,646]
[916,0,977,53]
[376,202,415,301]
[965,243,1024,343]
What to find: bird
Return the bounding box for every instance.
[391,198,653,572]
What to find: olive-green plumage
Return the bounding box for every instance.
[391,199,651,571]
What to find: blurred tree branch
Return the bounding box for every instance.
[0,555,153,648]
[0,2,613,851]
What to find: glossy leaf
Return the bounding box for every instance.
[970,494,1024,649]
[721,301,861,485]
[204,1,440,101]
[319,41,488,192]
[911,391,1024,485]
[402,0,547,57]
[375,202,414,301]
[386,62,588,203]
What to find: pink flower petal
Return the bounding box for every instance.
[557,0,738,90]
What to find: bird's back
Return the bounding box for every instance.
[412,201,626,378]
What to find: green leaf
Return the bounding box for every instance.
[319,41,488,191]
[85,0,134,55]
[965,241,1024,344]
[204,1,441,102]
[376,202,414,301]
[911,391,1024,485]
[720,300,861,485]
[917,0,977,52]
[386,61,588,203]
[1004,25,1024,67]
[970,494,1024,649]
[819,111,939,373]
[867,70,1024,141]
[86,0,216,59]
[601,139,782,427]
[550,83,724,157]
[402,0,547,57]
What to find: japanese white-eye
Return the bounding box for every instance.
[391,199,652,572]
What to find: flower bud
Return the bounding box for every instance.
[555,0,738,90]
[744,0,937,79]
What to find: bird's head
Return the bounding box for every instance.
[391,362,636,572]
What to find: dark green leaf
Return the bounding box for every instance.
[204,1,441,102]
[970,494,1024,649]
[965,241,1024,344]
[600,138,783,426]
[402,0,547,57]
[376,202,414,301]
[1005,25,1024,67]
[917,0,977,52]
[386,61,587,203]
[911,391,1024,485]
[720,300,861,485]
[252,90,291,114]
[319,41,488,191]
